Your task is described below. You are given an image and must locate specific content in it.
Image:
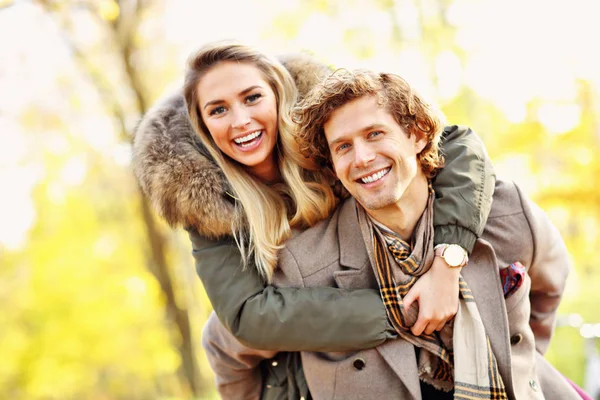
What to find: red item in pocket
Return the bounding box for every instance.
[500,262,526,298]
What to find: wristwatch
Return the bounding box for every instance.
[434,244,469,268]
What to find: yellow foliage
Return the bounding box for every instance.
[98,0,120,22]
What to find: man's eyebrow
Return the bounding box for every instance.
[203,85,263,110]
[362,123,387,133]
[327,124,388,148]
[328,136,346,149]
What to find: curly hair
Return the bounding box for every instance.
[294,69,445,179]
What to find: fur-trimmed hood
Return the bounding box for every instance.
[132,53,332,239]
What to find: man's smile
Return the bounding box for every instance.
[356,167,391,185]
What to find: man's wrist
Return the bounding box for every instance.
[431,256,463,277]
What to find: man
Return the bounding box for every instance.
[202,70,580,399]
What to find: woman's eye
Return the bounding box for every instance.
[246,93,262,104]
[209,106,226,116]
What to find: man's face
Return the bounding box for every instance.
[324,95,427,213]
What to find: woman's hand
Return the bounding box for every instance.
[403,256,461,336]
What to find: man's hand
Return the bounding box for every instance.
[403,256,461,336]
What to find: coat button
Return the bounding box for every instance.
[353,358,366,370]
[529,379,539,392]
[510,333,523,345]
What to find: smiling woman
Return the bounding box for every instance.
[196,62,279,182]
[182,43,337,280]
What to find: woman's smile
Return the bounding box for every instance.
[233,129,264,150]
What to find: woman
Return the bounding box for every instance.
[132,42,494,398]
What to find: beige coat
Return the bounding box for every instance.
[203,180,580,399]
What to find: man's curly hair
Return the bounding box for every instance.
[294,69,445,179]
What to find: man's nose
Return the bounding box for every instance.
[231,107,251,129]
[354,142,376,167]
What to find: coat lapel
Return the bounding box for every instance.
[333,198,378,290]
[376,340,422,400]
[462,239,515,399]
[334,198,421,399]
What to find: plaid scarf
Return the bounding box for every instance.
[356,189,508,399]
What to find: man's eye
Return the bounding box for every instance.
[246,93,262,103]
[336,143,350,152]
[368,131,383,139]
[209,106,226,116]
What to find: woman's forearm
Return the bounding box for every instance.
[433,125,496,252]
[189,229,395,352]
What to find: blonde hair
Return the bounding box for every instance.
[184,42,337,282]
[295,69,445,179]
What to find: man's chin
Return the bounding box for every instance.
[356,196,394,212]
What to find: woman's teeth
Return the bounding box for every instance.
[234,130,262,146]
[361,168,390,183]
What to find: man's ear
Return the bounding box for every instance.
[414,132,428,154]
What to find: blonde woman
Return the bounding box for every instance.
[133,42,494,398]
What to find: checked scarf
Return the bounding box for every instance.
[356,188,508,399]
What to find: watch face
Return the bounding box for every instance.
[445,245,465,267]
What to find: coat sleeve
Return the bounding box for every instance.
[433,125,496,252]
[189,229,396,351]
[516,185,572,354]
[202,312,275,400]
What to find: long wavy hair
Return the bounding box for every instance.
[184,42,337,282]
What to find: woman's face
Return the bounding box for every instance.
[197,61,279,181]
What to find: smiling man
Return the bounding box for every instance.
[291,69,579,399]
[202,69,581,399]
[323,94,431,240]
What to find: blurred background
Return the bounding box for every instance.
[1,0,599,398]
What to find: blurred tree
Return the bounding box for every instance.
[0,0,206,397]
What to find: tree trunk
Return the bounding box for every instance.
[37,0,204,396]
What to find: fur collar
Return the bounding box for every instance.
[132,54,331,239]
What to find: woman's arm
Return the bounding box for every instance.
[189,229,396,352]
[433,125,496,252]
[403,125,496,336]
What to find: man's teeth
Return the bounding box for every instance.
[234,130,262,144]
[361,168,389,184]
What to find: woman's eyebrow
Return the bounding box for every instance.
[239,85,262,96]
[203,85,263,110]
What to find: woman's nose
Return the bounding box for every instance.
[231,107,251,129]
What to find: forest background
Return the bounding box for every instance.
[1,0,599,399]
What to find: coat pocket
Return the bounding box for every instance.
[502,262,528,313]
